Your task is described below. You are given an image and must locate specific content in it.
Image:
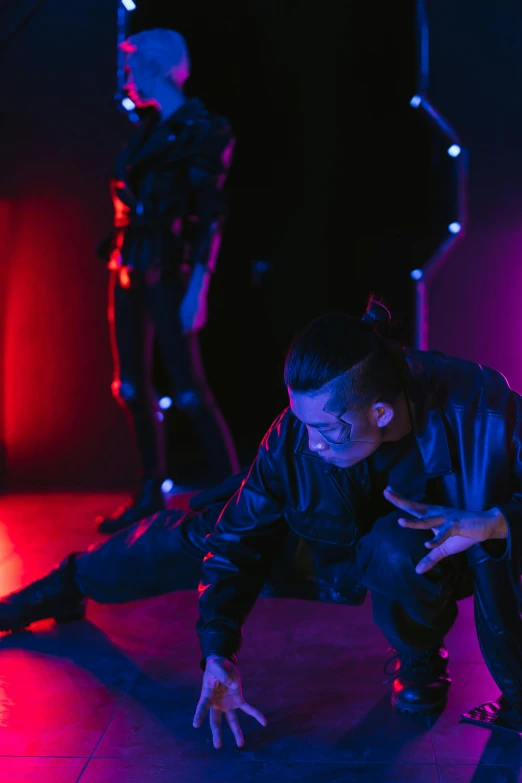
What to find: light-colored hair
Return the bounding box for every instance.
[121,28,191,88]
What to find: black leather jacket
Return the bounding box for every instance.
[197,346,522,663]
[97,98,234,272]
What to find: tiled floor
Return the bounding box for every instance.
[0,491,520,782]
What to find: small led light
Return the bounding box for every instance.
[410,95,422,108]
[156,412,164,422]
[447,144,461,158]
[121,0,136,10]
[448,222,462,234]
[410,269,423,281]
[159,396,173,410]
[161,479,175,493]
[122,97,136,111]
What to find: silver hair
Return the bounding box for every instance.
[123,28,191,86]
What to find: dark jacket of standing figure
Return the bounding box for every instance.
[98,98,235,274]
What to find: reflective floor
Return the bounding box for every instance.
[0,491,519,782]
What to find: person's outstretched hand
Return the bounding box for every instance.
[383,487,509,574]
[193,656,267,749]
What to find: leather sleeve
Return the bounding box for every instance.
[184,120,235,270]
[188,468,250,512]
[495,406,522,560]
[196,414,287,665]
[473,393,522,564]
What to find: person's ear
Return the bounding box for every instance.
[371,401,395,429]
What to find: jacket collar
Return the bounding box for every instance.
[294,346,453,479]
[401,347,452,478]
[124,98,206,170]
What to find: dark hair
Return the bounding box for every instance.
[284,298,403,409]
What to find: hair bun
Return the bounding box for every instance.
[362,299,391,329]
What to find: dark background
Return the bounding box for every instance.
[129,0,441,475]
[1,0,520,487]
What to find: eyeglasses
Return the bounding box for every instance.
[318,422,352,446]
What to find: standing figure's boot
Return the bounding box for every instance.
[96,477,165,534]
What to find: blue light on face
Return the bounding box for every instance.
[410,95,422,108]
[162,479,175,494]
[121,0,137,10]
[410,269,423,281]
[448,222,462,234]
[447,144,461,158]
[122,97,136,111]
[159,396,173,410]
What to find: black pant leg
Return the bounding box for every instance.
[356,511,463,651]
[145,274,239,481]
[109,271,165,479]
[75,506,217,603]
[469,547,522,716]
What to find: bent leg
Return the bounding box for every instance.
[110,271,165,480]
[175,332,240,480]
[464,547,522,727]
[356,511,464,715]
[146,276,239,481]
[356,511,463,651]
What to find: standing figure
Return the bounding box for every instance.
[97,29,239,534]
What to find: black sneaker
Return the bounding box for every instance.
[96,477,165,534]
[0,555,86,632]
[385,646,451,715]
